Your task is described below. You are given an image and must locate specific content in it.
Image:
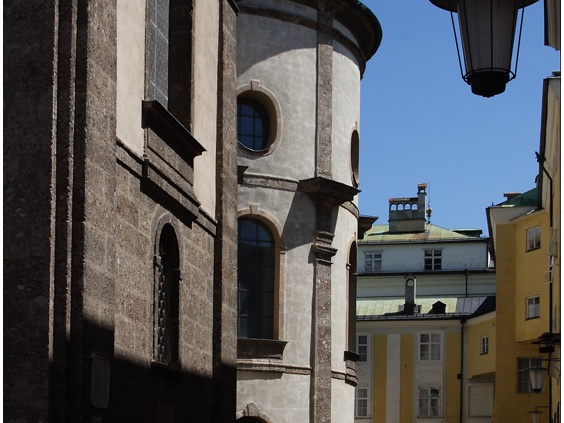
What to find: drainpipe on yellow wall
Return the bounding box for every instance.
[536,152,555,422]
[460,318,466,423]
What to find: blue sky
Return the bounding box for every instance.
[358,0,560,234]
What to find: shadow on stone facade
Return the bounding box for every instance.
[42,318,236,422]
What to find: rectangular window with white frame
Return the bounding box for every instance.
[418,387,441,417]
[526,296,540,319]
[424,249,442,270]
[364,251,382,273]
[419,333,441,361]
[480,336,489,355]
[527,226,541,251]
[355,387,369,417]
[357,334,368,362]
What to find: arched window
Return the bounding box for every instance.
[238,218,275,339]
[350,130,360,187]
[237,418,264,423]
[154,224,180,366]
[237,97,270,151]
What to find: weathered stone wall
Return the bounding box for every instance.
[4,0,58,418]
[4,0,239,421]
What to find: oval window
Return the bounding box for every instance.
[237,97,270,151]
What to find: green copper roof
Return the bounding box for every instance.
[360,223,484,244]
[357,296,495,320]
[496,187,538,207]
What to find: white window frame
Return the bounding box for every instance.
[364,251,382,273]
[424,249,442,271]
[526,296,540,319]
[419,332,442,361]
[357,333,369,362]
[418,386,441,417]
[355,387,369,417]
[527,226,541,251]
[480,336,489,355]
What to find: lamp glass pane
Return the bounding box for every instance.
[457,0,518,74]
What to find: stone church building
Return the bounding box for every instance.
[4,0,381,421]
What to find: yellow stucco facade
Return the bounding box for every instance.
[491,214,550,423]
[364,325,465,423]
[467,314,496,378]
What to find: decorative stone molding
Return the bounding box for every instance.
[358,215,378,239]
[236,80,283,157]
[237,360,311,375]
[236,402,273,423]
[237,339,288,360]
[344,350,359,386]
[240,172,300,192]
[300,176,359,208]
[141,100,204,222]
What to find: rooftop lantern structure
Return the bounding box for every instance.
[429,0,538,97]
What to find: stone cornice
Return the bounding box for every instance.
[237,0,382,75]
[300,176,359,208]
[240,171,300,192]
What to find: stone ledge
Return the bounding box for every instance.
[141,100,205,165]
[150,360,182,381]
[237,359,311,376]
[141,101,205,224]
[237,338,288,360]
[300,176,359,208]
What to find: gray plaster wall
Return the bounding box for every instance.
[331,206,359,370]
[331,44,361,189]
[237,13,318,179]
[235,1,373,421]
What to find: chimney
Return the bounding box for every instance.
[404,274,416,315]
[504,192,521,201]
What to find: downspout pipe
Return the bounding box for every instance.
[464,269,469,297]
[460,318,466,423]
[535,153,555,422]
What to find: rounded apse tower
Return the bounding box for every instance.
[235,1,381,422]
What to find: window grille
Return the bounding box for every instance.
[424,249,442,270]
[419,387,441,417]
[480,336,489,355]
[154,224,180,366]
[357,334,368,362]
[526,296,540,319]
[420,333,441,360]
[149,0,170,108]
[237,218,275,339]
[355,387,369,417]
[364,251,382,273]
[527,226,541,251]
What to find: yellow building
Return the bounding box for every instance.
[486,74,560,423]
[356,303,497,423]
[356,185,497,423]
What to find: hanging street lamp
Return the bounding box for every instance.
[428,0,538,97]
[529,410,543,423]
[529,406,550,423]
[528,362,547,393]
